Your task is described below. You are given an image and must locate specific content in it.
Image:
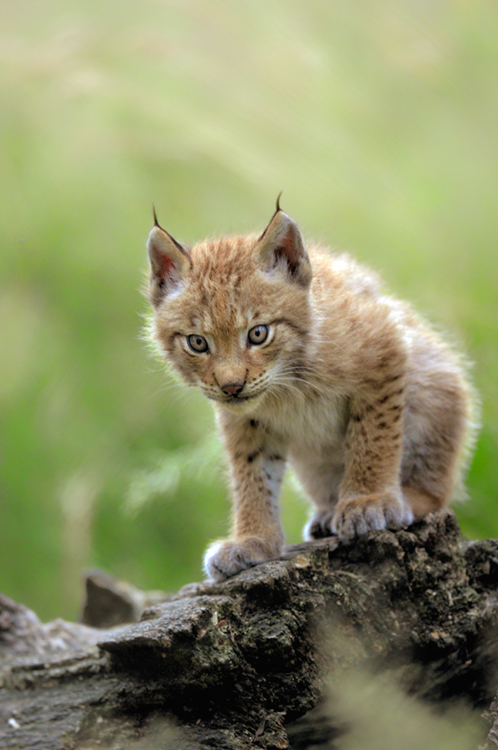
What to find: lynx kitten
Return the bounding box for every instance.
[146,201,474,581]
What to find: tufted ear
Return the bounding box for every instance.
[255,203,312,287]
[147,210,190,306]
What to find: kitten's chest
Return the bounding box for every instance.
[263,391,348,456]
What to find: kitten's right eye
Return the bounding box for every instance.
[248,324,269,346]
[187,334,209,353]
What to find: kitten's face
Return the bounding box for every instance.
[147,208,313,414]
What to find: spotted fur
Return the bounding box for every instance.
[146,205,476,581]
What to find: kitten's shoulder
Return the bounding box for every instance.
[308,242,383,298]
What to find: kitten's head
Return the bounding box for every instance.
[146,204,313,413]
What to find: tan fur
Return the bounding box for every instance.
[146,205,476,581]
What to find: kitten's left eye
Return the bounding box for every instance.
[187,334,209,353]
[248,325,269,346]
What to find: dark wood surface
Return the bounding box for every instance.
[2,510,498,749]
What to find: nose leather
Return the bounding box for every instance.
[220,382,245,396]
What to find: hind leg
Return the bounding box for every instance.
[401,372,472,520]
[292,458,343,540]
[402,486,444,519]
[401,436,463,521]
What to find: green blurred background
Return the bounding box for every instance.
[1,0,497,621]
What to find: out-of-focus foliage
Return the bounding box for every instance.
[0,0,497,620]
[324,667,485,750]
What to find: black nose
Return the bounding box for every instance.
[221,382,245,396]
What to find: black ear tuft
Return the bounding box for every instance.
[152,204,161,228]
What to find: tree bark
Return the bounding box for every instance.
[2,510,498,749]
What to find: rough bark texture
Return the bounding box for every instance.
[2,510,498,749]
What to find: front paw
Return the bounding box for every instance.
[204,536,282,582]
[332,492,413,540]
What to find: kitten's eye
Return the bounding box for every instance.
[187,334,209,353]
[248,325,269,346]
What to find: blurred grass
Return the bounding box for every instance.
[325,667,486,750]
[0,0,497,620]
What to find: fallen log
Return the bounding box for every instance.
[1,510,498,749]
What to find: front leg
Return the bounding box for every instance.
[332,373,413,539]
[204,414,287,581]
